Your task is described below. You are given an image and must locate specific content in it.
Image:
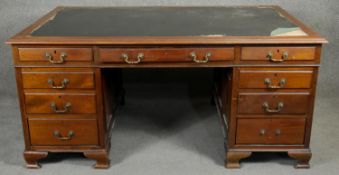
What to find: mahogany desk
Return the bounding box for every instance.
[6,6,327,169]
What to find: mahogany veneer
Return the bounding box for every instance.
[21,68,95,89]
[6,6,327,169]
[99,47,234,63]
[18,48,93,62]
[29,118,99,146]
[236,118,306,144]
[241,46,316,61]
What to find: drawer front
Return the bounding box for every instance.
[239,68,314,89]
[25,93,96,114]
[238,93,310,114]
[18,48,93,63]
[236,118,306,145]
[22,68,95,89]
[98,47,234,63]
[29,118,98,146]
[241,47,316,62]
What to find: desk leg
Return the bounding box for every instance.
[225,151,252,168]
[288,150,312,169]
[84,150,110,169]
[24,151,48,169]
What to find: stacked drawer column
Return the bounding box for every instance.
[225,46,320,168]
[14,47,110,168]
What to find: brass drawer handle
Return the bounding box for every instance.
[266,51,288,62]
[47,78,69,89]
[190,52,211,63]
[121,53,144,64]
[45,52,67,64]
[282,51,289,60]
[264,78,286,89]
[50,102,72,113]
[275,129,281,136]
[262,101,284,113]
[53,130,74,140]
[259,129,266,136]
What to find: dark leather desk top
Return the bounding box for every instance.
[31,7,301,37]
[7,6,327,45]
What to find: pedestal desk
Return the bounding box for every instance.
[6,6,327,169]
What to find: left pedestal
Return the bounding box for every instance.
[13,50,120,169]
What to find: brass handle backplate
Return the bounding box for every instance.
[53,130,74,140]
[45,52,67,64]
[262,101,284,113]
[275,129,281,136]
[48,78,69,89]
[121,53,144,64]
[190,52,211,63]
[267,51,288,62]
[264,78,286,89]
[282,51,289,60]
[50,102,72,113]
[259,129,266,136]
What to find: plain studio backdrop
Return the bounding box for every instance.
[0,1,338,175]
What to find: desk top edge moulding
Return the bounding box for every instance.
[7,6,327,45]
[6,5,327,169]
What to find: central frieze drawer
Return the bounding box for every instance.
[238,68,314,89]
[236,118,306,145]
[98,47,234,63]
[21,68,95,89]
[25,92,96,114]
[29,118,99,146]
[238,92,310,114]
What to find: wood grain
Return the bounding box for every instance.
[236,118,306,144]
[5,5,327,169]
[24,92,96,114]
[98,47,234,63]
[18,47,93,62]
[238,67,314,89]
[237,92,310,114]
[241,46,316,61]
[28,118,99,146]
[22,68,95,89]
